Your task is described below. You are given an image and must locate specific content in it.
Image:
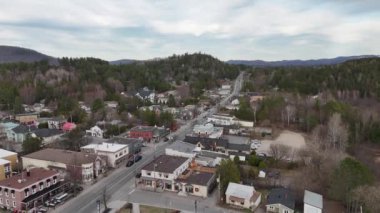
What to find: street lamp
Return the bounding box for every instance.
[153,163,157,192]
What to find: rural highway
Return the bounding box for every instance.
[55,72,244,213]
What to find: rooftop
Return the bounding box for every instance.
[0,149,17,158]
[178,171,215,186]
[11,125,37,134]
[130,126,155,132]
[166,141,196,154]
[0,168,58,190]
[23,148,99,166]
[304,190,323,209]
[142,155,189,173]
[81,142,127,153]
[0,159,10,165]
[226,182,255,200]
[267,188,295,210]
[33,128,64,138]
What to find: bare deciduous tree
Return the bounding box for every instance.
[327,113,348,152]
[269,144,291,161]
[351,185,380,213]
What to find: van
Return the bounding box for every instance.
[55,193,68,203]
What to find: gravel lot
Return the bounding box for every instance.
[256,130,306,156]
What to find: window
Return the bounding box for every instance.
[5,199,9,206]
[195,188,199,192]
[5,191,8,197]
[147,172,151,176]
[0,198,2,204]
[146,180,152,186]
[39,185,43,190]
[12,201,16,207]
[11,193,15,198]
[284,210,289,213]
[240,201,244,205]
[164,174,169,178]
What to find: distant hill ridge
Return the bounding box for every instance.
[0,45,58,64]
[0,45,378,67]
[227,55,379,67]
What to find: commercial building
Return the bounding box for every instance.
[22,148,106,183]
[81,142,129,167]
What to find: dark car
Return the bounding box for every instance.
[135,172,142,178]
[134,155,142,162]
[126,160,134,167]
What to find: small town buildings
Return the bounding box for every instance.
[225,182,261,210]
[14,112,39,124]
[108,137,143,154]
[304,190,323,213]
[47,117,66,129]
[266,188,295,213]
[165,141,197,159]
[156,93,168,104]
[129,126,168,142]
[81,142,129,167]
[193,123,223,138]
[31,128,64,144]
[207,114,254,128]
[22,148,106,183]
[6,125,37,143]
[86,125,104,138]
[140,155,192,192]
[136,87,155,103]
[0,168,60,212]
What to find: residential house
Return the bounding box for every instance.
[140,155,192,192]
[136,87,155,103]
[162,107,180,116]
[207,114,254,128]
[165,141,197,159]
[6,125,37,143]
[0,159,11,181]
[0,168,61,212]
[62,122,76,132]
[14,112,39,124]
[193,123,223,138]
[0,149,18,169]
[225,182,261,210]
[266,188,295,213]
[81,142,129,168]
[47,117,66,129]
[304,190,323,213]
[0,122,19,140]
[156,93,168,105]
[107,137,143,154]
[22,148,106,183]
[105,101,118,109]
[86,125,104,138]
[31,128,64,144]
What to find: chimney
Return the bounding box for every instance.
[17,179,22,183]
[26,167,30,177]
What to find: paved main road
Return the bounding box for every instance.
[55,72,244,213]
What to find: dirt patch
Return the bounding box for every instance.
[256,130,306,155]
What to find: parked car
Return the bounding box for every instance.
[37,208,47,213]
[134,155,142,162]
[126,160,134,167]
[135,172,142,178]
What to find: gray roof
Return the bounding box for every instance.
[167,141,196,153]
[267,188,295,210]
[184,136,228,150]
[304,190,323,209]
[179,171,215,186]
[227,143,250,152]
[130,126,155,132]
[136,87,154,98]
[142,155,189,173]
[33,128,64,138]
[11,125,37,134]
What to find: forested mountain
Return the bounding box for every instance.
[0,46,57,64]
[248,57,380,98]
[0,53,239,112]
[228,55,379,67]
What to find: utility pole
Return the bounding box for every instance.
[194,200,197,213]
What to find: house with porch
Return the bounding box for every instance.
[266,188,295,213]
[136,87,156,103]
[6,125,37,143]
[225,182,261,210]
[86,125,104,138]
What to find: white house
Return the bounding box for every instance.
[81,143,129,168]
[226,182,261,210]
[86,125,104,138]
[47,117,66,129]
[207,114,253,128]
[165,141,197,159]
[193,123,223,138]
[105,101,118,109]
[136,87,155,103]
[304,190,323,213]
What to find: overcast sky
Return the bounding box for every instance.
[0,0,379,61]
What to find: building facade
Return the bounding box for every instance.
[81,143,129,167]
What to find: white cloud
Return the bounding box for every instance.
[0,0,379,60]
